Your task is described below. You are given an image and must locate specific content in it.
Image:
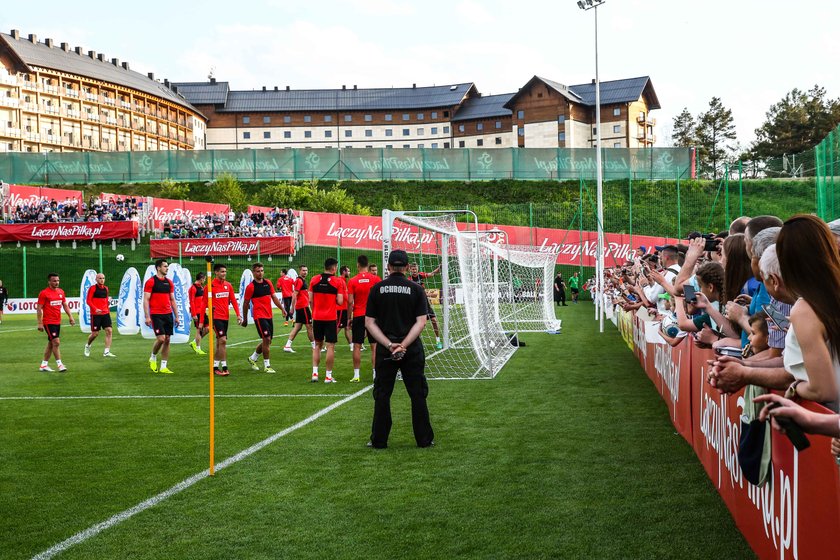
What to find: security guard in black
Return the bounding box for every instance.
[365,250,434,448]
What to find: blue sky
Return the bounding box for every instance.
[3,0,838,148]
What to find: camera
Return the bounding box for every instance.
[701,233,720,252]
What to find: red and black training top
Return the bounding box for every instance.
[86,284,110,316]
[310,273,345,321]
[189,282,206,315]
[144,275,174,315]
[244,279,275,320]
[293,277,309,310]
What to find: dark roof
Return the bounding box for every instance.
[451,93,514,122]
[170,81,230,105]
[0,32,199,113]
[172,82,477,112]
[568,76,660,110]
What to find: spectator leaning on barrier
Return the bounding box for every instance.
[0,279,8,324]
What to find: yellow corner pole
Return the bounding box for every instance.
[207,258,216,476]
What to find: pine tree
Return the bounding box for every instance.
[671,107,696,148]
[696,97,737,181]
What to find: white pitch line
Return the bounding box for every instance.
[0,393,354,401]
[31,384,373,560]
[0,326,40,334]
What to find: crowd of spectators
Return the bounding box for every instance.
[6,195,141,224]
[604,214,840,467]
[159,208,296,239]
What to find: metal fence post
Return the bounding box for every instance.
[676,172,682,239]
[99,243,103,272]
[738,159,744,216]
[22,246,27,298]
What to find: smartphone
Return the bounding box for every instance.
[682,284,697,303]
[766,403,811,451]
[626,294,638,303]
[714,346,743,358]
[762,303,790,331]
[704,238,719,252]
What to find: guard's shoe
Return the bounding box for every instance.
[190,341,199,354]
[84,345,91,357]
[284,321,289,327]
[149,359,158,373]
[264,366,276,374]
[195,347,207,356]
[311,373,319,383]
[214,368,229,377]
[57,365,68,373]
[350,376,361,383]
[283,346,295,353]
[325,376,337,383]
[247,357,260,371]
[103,351,117,358]
[39,365,54,372]
[159,367,175,374]
[435,342,443,350]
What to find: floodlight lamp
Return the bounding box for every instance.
[577,1,585,8]
[586,0,593,6]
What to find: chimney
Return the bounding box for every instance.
[111,58,119,66]
[274,86,278,91]
[353,85,357,90]
[45,38,53,48]
[172,85,178,94]
[10,29,19,40]
[342,85,346,90]
[262,86,266,91]
[148,72,155,80]
[210,77,216,84]
[122,61,129,70]
[28,33,37,43]
[75,46,83,55]
[88,50,96,58]
[164,78,170,88]
[591,78,595,84]
[285,85,290,91]
[61,42,69,51]
[412,83,416,88]
[97,53,105,62]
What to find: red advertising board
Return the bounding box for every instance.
[4,185,83,210]
[247,205,274,214]
[301,211,681,266]
[622,305,840,558]
[148,197,230,228]
[150,236,294,257]
[0,221,138,242]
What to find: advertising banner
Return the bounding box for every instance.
[4,185,83,211]
[0,221,138,242]
[3,296,117,315]
[148,197,230,228]
[149,237,294,258]
[301,211,680,266]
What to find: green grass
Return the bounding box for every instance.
[0,305,753,559]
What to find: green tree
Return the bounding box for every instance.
[209,173,248,211]
[158,179,189,200]
[671,107,696,147]
[696,97,737,181]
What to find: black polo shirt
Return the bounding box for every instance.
[366,272,428,349]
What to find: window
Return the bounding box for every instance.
[417,128,424,135]
[458,124,465,133]
[444,142,450,148]
[614,142,622,148]
[431,112,438,119]
[495,137,502,145]
[385,114,393,121]
[402,128,410,136]
[366,145,373,148]
[613,108,621,116]
[243,131,251,139]
[304,115,312,123]
[345,130,352,137]
[613,125,621,133]
[477,139,483,147]
[443,126,450,134]
[263,116,271,124]
[344,114,352,122]
[495,121,502,129]
[364,114,372,122]
[431,143,438,148]
[386,144,393,148]
[458,140,465,148]
[385,129,393,137]
[324,115,332,122]
[517,110,524,119]
[417,113,424,120]
[558,115,566,124]
[242,116,250,124]
[477,123,483,131]
[418,143,424,148]
[263,131,271,139]
[284,131,291,138]
[593,127,597,135]
[325,130,332,138]
[365,129,373,137]
[431,127,438,134]
[402,113,410,121]
[403,144,410,148]
[284,116,291,124]
[518,127,524,137]
[304,130,312,138]
[443,111,449,118]
[558,132,566,142]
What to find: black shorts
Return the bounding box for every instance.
[213,319,229,338]
[151,313,174,336]
[337,309,349,329]
[45,323,60,340]
[193,313,208,328]
[295,307,312,325]
[425,296,436,318]
[571,288,580,294]
[283,297,293,317]
[91,314,112,331]
[255,318,274,339]
[313,320,338,343]
[351,316,374,345]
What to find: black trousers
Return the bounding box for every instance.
[370,347,434,448]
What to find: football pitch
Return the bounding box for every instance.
[0,305,752,559]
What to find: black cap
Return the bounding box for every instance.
[388,250,408,266]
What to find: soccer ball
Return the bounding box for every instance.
[116,254,125,262]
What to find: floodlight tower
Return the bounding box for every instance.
[577,0,606,333]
